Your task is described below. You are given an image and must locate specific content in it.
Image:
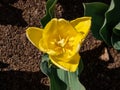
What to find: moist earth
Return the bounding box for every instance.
[0,0,120,90]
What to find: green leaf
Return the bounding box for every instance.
[57,68,85,90]
[40,54,85,90]
[40,54,66,90]
[40,0,58,27]
[83,2,108,40]
[113,22,120,36]
[100,0,120,46]
[111,33,120,50]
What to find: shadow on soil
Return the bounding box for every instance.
[0,0,118,90]
[80,43,120,90]
[0,62,48,90]
[1,43,120,90]
[0,61,9,69]
[0,71,48,90]
[0,0,27,27]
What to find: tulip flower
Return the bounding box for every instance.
[26,17,91,72]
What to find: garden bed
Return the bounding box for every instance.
[0,0,120,90]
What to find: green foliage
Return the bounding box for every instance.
[40,54,66,90]
[111,33,120,50]
[113,23,120,36]
[40,54,85,90]
[84,0,120,50]
[40,0,58,27]
[83,2,108,40]
[40,0,86,90]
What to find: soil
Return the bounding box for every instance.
[0,0,120,90]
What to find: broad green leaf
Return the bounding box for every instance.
[57,67,85,90]
[40,54,66,90]
[83,2,108,40]
[100,0,120,46]
[40,54,85,90]
[111,33,120,50]
[40,0,58,27]
[113,22,120,36]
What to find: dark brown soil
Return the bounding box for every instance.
[0,0,120,90]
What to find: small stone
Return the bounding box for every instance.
[99,47,109,61]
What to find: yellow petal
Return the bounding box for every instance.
[44,18,78,40]
[64,33,82,57]
[49,53,80,72]
[26,27,43,49]
[56,18,82,57]
[57,18,78,36]
[40,18,79,56]
[70,17,91,38]
[39,18,59,55]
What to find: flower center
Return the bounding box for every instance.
[57,35,68,48]
[50,35,74,54]
[57,38,66,47]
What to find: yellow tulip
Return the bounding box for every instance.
[26,17,91,72]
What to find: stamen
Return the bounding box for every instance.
[57,39,65,47]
